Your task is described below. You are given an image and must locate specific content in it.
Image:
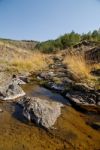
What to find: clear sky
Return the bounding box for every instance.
[0,0,100,41]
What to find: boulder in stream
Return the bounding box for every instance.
[18,96,63,129]
[0,82,25,100]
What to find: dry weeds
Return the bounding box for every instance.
[63,52,100,86]
[9,52,48,72]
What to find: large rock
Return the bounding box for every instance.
[66,93,96,105]
[0,82,25,100]
[66,83,99,105]
[12,74,28,85]
[18,96,63,129]
[51,83,65,91]
[85,47,100,63]
[39,72,55,80]
[43,81,65,92]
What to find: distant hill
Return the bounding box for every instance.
[0,38,38,51]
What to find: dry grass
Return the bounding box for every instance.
[8,52,49,73]
[63,52,100,85]
[0,41,52,73]
[64,53,91,79]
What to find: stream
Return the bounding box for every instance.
[0,83,100,150]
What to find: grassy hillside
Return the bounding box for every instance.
[0,38,50,74]
[0,38,38,50]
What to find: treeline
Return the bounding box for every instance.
[36,29,100,53]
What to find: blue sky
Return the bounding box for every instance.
[0,0,100,41]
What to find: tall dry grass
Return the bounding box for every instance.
[63,52,99,85]
[8,52,49,73]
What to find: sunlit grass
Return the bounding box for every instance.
[9,52,48,73]
[63,52,100,86]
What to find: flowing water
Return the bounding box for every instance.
[0,83,100,150]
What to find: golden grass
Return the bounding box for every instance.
[0,41,52,73]
[63,52,100,85]
[64,53,91,79]
[9,52,48,73]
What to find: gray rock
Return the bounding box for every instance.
[72,83,93,93]
[48,72,55,77]
[39,72,55,80]
[66,93,96,105]
[37,76,42,80]
[85,47,100,63]
[12,74,29,82]
[66,83,98,105]
[66,83,100,105]
[55,72,66,78]
[63,77,73,84]
[18,96,63,129]
[51,83,65,91]
[66,93,89,105]
[19,75,29,83]
[39,72,50,80]
[12,75,28,85]
[12,78,26,85]
[0,82,25,100]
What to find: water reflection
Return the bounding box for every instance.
[22,84,70,105]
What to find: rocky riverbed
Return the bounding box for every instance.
[0,82,100,150]
[35,56,100,107]
[0,55,100,150]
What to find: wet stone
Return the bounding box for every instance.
[18,96,63,129]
